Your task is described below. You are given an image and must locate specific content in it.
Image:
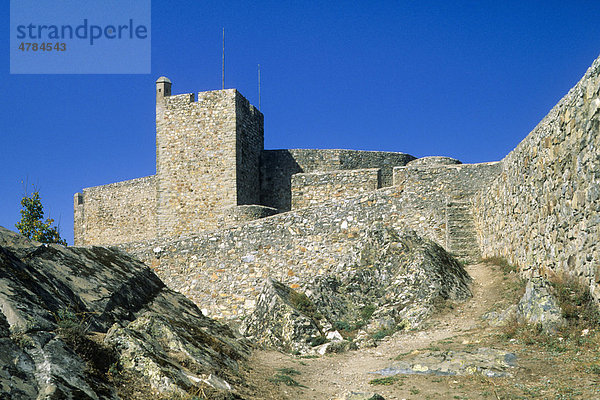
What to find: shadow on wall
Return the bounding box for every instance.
[260,150,303,211]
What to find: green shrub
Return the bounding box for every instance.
[15,188,67,245]
[333,321,351,331]
[309,335,327,347]
[360,304,376,320]
[369,375,402,385]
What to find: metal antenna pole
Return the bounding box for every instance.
[258,64,261,109]
[222,28,225,90]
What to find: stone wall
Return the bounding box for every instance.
[118,184,456,320]
[474,54,600,297]
[219,205,279,226]
[73,176,157,246]
[393,162,502,207]
[260,149,415,211]
[407,156,461,167]
[291,168,380,209]
[112,157,504,320]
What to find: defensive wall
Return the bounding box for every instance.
[118,160,500,319]
[77,53,600,318]
[474,54,600,299]
[74,176,157,245]
[74,78,414,246]
[260,149,415,210]
[291,168,380,209]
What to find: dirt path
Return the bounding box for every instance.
[241,262,513,399]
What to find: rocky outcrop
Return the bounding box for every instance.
[516,276,566,333]
[373,347,517,378]
[0,226,249,399]
[482,276,566,333]
[241,226,472,354]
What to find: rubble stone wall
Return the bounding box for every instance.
[474,54,600,298]
[74,176,157,246]
[291,168,380,209]
[393,162,502,208]
[260,149,415,211]
[117,183,461,320]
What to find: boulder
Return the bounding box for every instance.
[0,226,249,399]
[374,347,517,378]
[241,277,325,354]
[242,225,472,353]
[516,276,566,333]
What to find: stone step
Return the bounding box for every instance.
[446,215,474,222]
[447,218,474,225]
[447,226,476,233]
[446,209,473,215]
[445,200,480,264]
[446,207,472,213]
[448,228,476,234]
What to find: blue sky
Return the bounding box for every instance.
[1,1,600,245]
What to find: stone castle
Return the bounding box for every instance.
[75,54,600,320]
[74,76,418,246]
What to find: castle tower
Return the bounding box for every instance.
[155,79,264,238]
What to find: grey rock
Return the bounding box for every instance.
[241,277,324,354]
[0,227,249,399]
[334,392,386,400]
[374,347,517,378]
[482,304,517,327]
[516,276,566,333]
[242,225,472,353]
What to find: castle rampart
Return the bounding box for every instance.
[393,162,502,205]
[474,54,600,298]
[77,53,600,319]
[74,176,156,246]
[291,168,380,209]
[118,160,500,319]
[75,80,414,246]
[260,149,415,211]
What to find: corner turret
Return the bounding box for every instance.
[156,76,172,101]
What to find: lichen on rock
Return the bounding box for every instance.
[241,225,472,354]
[0,226,249,399]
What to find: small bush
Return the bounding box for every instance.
[333,320,351,331]
[360,304,376,320]
[16,188,67,245]
[372,328,395,341]
[55,309,116,374]
[289,290,322,320]
[549,273,600,330]
[369,375,402,385]
[309,335,327,347]
[269,369,306,387]
[276,367,300,376]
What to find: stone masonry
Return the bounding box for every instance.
[76,53,600,318]
[118,160,500,319]
[474,54,600,299]
[74,78,415,246]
